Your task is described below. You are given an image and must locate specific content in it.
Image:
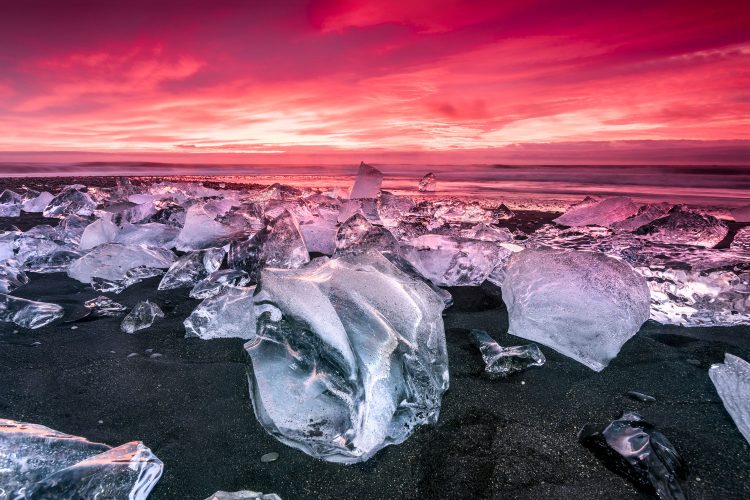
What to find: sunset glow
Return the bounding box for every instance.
[1,0,749,163]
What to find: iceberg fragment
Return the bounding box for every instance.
[709,353,750,445]
[610,202,673,232]
[0,260,29,294]
[21,191,54,213]
[0,189,22,217]
[80,218,119,250]
[185,285,256,339]
[0,293,64,329]
[469,329,545,377]
[554,196,641,227]
[335,213,399,256]
[635,206,728,247]
[115,222,179,248]
[91,265,166,294]
[418,172,436,192]
[67,243,175,284]
[502,248,650,371]
[84,295,128,317]
[175,204,236,251]
[120,300,165,333]
[43,186,97,217]
[189,269,252,299]
[158,247,225,290]
[246,252,448,463]
[349,162,383,199]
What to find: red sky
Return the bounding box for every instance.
[0,0,748,164]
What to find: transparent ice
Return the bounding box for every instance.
[189,269,252,299]
[80,219,119,250]
[334,213,399,256]
[185,285,256,339]
[158,247,225,290]
[634,206,728,247]
[84,295,128,317]
[418,172,436,192]
[121,300,165,333]
[709,353,750,445]
[91,265,166,294]
[0,189,22,217]
[43,187,97,217]
[469,329,545,378]
[68,243,175,284]
[0,293,64,329]
[348,162,383,199]
[554,196,641,227]
[21,191,54,213]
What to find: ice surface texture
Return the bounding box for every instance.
[709,353,750,445]
[349,162,383,199]
[158,247,225,290]
[554,197,640,227]
[185,285,256,339]
[246,252,449,463]
[68,243,175,284]
[121,300,165,333]
[579,411,688,499]
[0,293,64,329]
[635,206,728,247]
[469,329,545,377]
[0,418,163,500]
[502,249,650,371]
[205,491,281,500]
[418,173,436,192]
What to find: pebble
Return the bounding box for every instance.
[261,452,279,463]
[110,350,116,354]
[70,325,78,330]
[12,330,19,334]
[686,358,701,367]
[127,353,139,358]
[625,391,656,403]
[150,353,163,359]
[145,348,154,354]
[97,420,103,424]
[30,341,42,347]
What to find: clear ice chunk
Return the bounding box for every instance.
[246,252,448,463]
[43,186,97,217]
[610,202,673,232]
[730,226,750,253]
[189,269,252,299]
[205,491,281,500]
[400,234,512,286]
[120,300,165,333]
[0,189,22,217]
[635,206,728,247]
[0,293,64,329]
[115,222,179,248]
[0,418,163,500]
[349,162,383,199]
[68,243,175,284]
[175,204,236,251]
[158,247,225,290]
[24,249,83,273]
[21,191,54,213]
[299,217,338,255]
[80,218,120,250]
[460,223,514,242]
[502,248,650,371]
[334,213,399,256]
[554,196,641,227]
[418,172,436,192]
[0,260,29,294]
[579,411,688,499]
[469,329,545,377]
[709,353,750,445]
[91,265,166,294]
[84,295,128,317]
[184,285,256,339]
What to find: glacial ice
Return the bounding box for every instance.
[158,247,225,290]
[635,206,728,247]
[469,329,545,377]
[579,411,688,499]
[0,293,64,329]
[349,162,383,199]
[610,202,673,232]
[246,252,449,463]
[68,243,175,284]
[554,196,641,227]
[502,248,651,371]
[175,204,236,251]
[205,491,281,500]
[418,172,436,192]
[84,295,128,317]
[0,189,22,217]
[91,265,166,294]
[335,213,399,256]
[115,222,179,248]
[189,269,252,299]
[120,300,165,333]
[43,186,97,217]
[21,191,54,213]
[80,218,119,250]
[0,261,29,294]
[0,418,163,500]
[184,285,256,339]
[709,353,750,445]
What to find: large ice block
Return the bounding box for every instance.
[158,247,225,290]
[0,418,163,499]
[635,206,728,247]
[184,285,256,339]
[349,162,383,199]
[709,353,750,445]
[502,248,650,371]
[0,293,64,329]
[554,196,641,227]
[68,243,175,284]
[246,252,449,463]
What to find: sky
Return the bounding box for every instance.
[0,0,748,164]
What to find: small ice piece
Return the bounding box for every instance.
[91,265,166,294]
[80,219,120,250]
[709,353,750,445]
[502,249,650,371]
[334,213,399,256]
[469,329,545,377]
[189,269,252,299]
[731,204,750,223]
[43,186,97,217]
[158,247,225,290]
[418,172,436,192]
[635,206,728,247]
[21,191,54,213]
[554,196,641,227]
[0,261,29,294]
[0,418,163,500]
[400,234,511,286]
[0,293,64,329]
[205,491,282,500]
[175,204,236,251]
[579,411,688,499]
[260,452,279,463]
[84,295,127,317]
[349,161,383,199]
[611,202,673,232]
[120,300,165,334]
[68,243,175,284]
[184,285,256,339]
[0,189,22,217]
[625,391,656,402]
[246,252,448,463]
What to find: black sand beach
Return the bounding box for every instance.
[1,203,749,499]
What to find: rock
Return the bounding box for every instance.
[625,391,656,402]
[260,452,279,463]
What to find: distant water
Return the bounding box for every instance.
[1,162,749,209]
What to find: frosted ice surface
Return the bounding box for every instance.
[158,247,225,290]
[469,329,545,377]
[0,190,22,217]
[335,213,399,256]
[0,293,64,329]
[709,353,750,445]
[43,187,97,217]
[554,196,640,227]
[246,252,449,463]
[349,162,383,199]
[610,202,673,232]
[0,418,163,500]
[400,234,512,286]
[121,300,165,333]
[205,491,281,500]
[175,204,236,251]
[190,269,252,299]
[502,248,650,371]
[80,219,119,250]
[21,191,54,213]
[418,172,436,192]
[635,206,728,247]
[185,285,256,339]
[68,243,175,284]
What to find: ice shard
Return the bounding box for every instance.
[175,204,236,251]
[21,191,54,213]
[80,218,120,250]
[184,285,256,339]
[502,249,650,371]
[84,295,128,317]
[0,261,29,294]
[635,206,728,247]
[554,196,641,227]
[418,172,436,192]
[0,189,22,217]
[709,353,750,445]
[43,186,97,217]
[349,162,383,199]
[335,213,399,256]
[189,269,252,299]
[579,411,688,499]
[610,202,673,232]
[246,252,449,463]
[158,247,225,290]
[67,243,175,284]
[469,329,545,378]
[120,300,165,333]
[0,293,64,329]
[0,418,163,500]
